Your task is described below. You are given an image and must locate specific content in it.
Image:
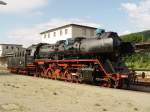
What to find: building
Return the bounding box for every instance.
[135,42,150,52]
[40,24,97,44]
[0,44,23,68]
[0,44,23,57]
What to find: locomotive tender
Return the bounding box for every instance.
[8,30,134,88]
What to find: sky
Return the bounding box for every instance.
[0,0,150,47]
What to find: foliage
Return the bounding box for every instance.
[123,52,150,70]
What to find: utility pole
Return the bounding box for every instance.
[0,1,7,5]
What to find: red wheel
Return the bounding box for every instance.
[46,68,53,79]
[54,69,61,80]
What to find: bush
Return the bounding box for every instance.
[123,53,150,70]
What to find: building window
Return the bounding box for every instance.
[82,28,86,36]
[44,33,46,38]
[6,46,8,49]
[11,46,14,50]
[22,51,24,57]
[20,52,22,57]
[17,52,19,57]
[48,33,50,38]
[53,32,56,37]
[60,30,62,36]
[90,30,94,36]
[65,29,68,35]
[17,47,19,51]
[46,33,47,38]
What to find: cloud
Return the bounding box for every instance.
[7,18,101,47]
[38,18,101,31]
[119,30,131,36]
[7,27,41,47]
[121,0,150,30]
[0,0,48,14]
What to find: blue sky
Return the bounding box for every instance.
[0,0,150,47]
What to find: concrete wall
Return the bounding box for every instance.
[72,26,96,38]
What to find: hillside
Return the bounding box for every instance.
[121,30,150,43]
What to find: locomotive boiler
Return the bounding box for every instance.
[7,31,134,88]
[38,32,119,55]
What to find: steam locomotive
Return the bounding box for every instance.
[7,30,134,88]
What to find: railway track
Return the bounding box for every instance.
[119,79,150,92]
[127,83,150,92]
[124,78,150,92]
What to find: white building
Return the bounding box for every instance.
[40,24,97,44]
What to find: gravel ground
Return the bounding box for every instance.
[0,72,150,112]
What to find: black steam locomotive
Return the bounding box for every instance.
[7,30,134,88]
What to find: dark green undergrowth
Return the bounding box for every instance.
[123,52,150,70]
